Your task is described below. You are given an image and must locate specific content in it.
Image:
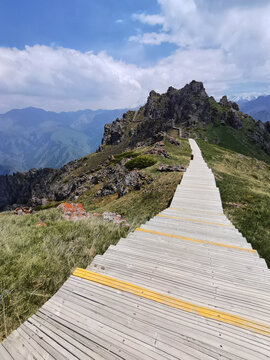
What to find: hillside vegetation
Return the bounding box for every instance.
[198,140,270,266]
[202,119,270,163]
[0,139,191,341]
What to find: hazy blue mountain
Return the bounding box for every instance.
[238,96,270,122]
[0,107,127,174]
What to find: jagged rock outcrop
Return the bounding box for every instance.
[0,168,57,210]
[101,118,124,146]
[100,81,214,147]
[219,95,239,111]
[218,96,242,129]
[100,81,248,147]
[0,157,87,210]
[95,164,153,198]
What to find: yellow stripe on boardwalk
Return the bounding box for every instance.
[73,268,270,337]
[136,228,256,253]
[169,207,224,216]
[157,214,232,227]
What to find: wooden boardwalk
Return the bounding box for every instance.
[1,139,270,359]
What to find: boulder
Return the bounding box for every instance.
[101,118,124,146]
[157,164,186,172]
[147,143,169,158]
[58,202,88,221]
[103,212,129,226]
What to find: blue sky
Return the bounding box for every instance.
[0,0,177,66]
[1,1,164,63]
[0,0,269,111]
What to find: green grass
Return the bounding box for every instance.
[186,98,270,164]
[0,209,129,341]
[125,155,157,170]
[0,137,191,341]
[80,139,191,224]
[111,150,139,163]
[198,140,270,266]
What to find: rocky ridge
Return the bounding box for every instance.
[100,81,270,154]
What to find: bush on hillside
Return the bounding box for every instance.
[125,155,157,170]
[112,151,139,163]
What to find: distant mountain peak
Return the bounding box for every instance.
[238,94,270,123]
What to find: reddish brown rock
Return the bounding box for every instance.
[13,207,33,215]
[58,202,88,221]
[35,222,47,227]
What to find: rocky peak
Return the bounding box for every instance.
[182,80,208,98]
[148,90,160,98]
[219,95,230,107]
[219,95,239,111]
[166,86,178,97]
[100,80,251,147]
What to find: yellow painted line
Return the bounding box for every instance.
[157,214,232,227]
[136,228,256,253]
[73,268,270,337]
[169,207,224,216]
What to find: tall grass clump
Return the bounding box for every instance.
[0,209,129,340]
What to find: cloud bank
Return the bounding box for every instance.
[0,0,270,112]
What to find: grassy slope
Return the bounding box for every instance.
[188,98,270,164]
[0,139,191,340]
[198,140,270,266]
[79,140,191,224]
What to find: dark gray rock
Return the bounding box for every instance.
[101,118,124,145]
[219,96,239,111]
[94,167,153,199]
[226,109,242,130]
[157,164,186,172]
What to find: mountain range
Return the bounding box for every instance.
[0,107,127,175]
[238,95,270,122]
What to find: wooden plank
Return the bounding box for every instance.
[21,322,68,360]
[16,327,55,360]
[0,344,13,360]
[57,280,270,359]
[35,309,124,360]
[2,330,42,360]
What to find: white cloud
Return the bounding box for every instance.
[0,1,270,112]
[0,41,267,113]
[129,32,171,45]
[0,45,146,112]
[131,0,270,66]
[132,13,164,26]
[129,0,270,98]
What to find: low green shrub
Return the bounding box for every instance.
[125,155,157,170]
[112,151,139,163]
